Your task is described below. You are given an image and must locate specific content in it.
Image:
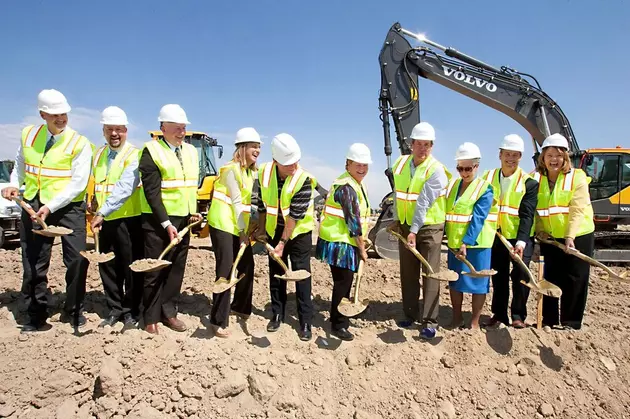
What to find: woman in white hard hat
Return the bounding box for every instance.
[316,143,372,341]
[206,127,261,338]
[533,133,594,330]
[445,142,498,329]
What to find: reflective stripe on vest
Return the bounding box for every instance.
[318,172,370,247]
[445,177,498,249]
[139,140,199,217]
[535,169,594,238]
[258,162,316,239]
[21,124,88,205]
[207,161,254,236]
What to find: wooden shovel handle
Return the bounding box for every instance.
[448,248,477,273]
[93,227,100,253]
[388,229,436,274]
[496,232,538,285]
[13,197,48,229]
[157,219,200,260]
[352,260,365,303]
[262,242,290,272]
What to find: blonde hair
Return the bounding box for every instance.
[232,143,258,171]
[536,147,572,176]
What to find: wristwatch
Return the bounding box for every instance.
[279,238,287,244]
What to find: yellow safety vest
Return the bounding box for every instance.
[139,139,199,217]
[258,162,317,239]
[482,167,534,239]
[207,161,254,236]
[92,142,142,221]
[445,177,498,249]
[21,124,89,204]
[393,154,451,226]
[319,172,371,247]
[532,169,595,238]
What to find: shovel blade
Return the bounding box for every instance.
[520,279,562,298]
[275,269,310,282]
[80,250,115,264]
[337,298,368,317]
[34,226,73,237]
[129,259,172,273]
[462,268,497,278]
[423,270,459,282]
[213,273,246,294]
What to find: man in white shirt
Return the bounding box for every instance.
[1,89,92,332]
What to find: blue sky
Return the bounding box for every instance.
[1,0,629,205]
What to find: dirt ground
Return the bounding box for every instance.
[0,232,629,419]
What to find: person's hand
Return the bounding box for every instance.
[166,225,178,242]
[1,187,18,200]
[564,238,576,253]
[360,247,368,262]
[91,214,104,231]
[407,232,416,248]
[35,206,50,222]
[274,241,285,258]
[457,244,467,259]
[513,242,525,259]
[189,213,202,224]
[536,231,552,241]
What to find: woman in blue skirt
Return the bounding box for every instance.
[444,142,498,329]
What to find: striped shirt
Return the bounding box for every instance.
[257,172,312,224]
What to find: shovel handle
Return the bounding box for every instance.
[448,248,478,273]
[496,232,538,285]
[93,227,100,253]
[388,229,436,274]
[157,220,200,260]
[13,196,48,229]
[352,260,364,303]
[260,241,291,272]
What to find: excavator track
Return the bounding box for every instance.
[593,230,630,263]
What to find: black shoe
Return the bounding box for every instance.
[122,313,138,328]
[60,312,87,327]
[98,315,119,328]
[299,324,312,341]
[21,320,52,333]
[267,314,282,332]
[331,327,354,341]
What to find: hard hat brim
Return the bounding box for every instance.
[39,104,72,115]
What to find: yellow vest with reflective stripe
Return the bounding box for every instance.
[207,161,254,236]
[533,169,594,239]
[92,142,142,221]
[318,172,370,247]
[258,162,317,239]
[139,139,199,217]
[482,167,534,239]
[393,154,451,226]
[445,177,498,249]
[21,124,89,204]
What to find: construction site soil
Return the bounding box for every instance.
[0,233,629,419]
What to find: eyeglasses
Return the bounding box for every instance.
[456,165,477,173]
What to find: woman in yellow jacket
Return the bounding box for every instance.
[533,133,594,330]
[207,128,261,338]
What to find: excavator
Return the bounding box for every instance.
[369,22,630,263]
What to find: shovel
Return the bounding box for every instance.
[536,235,629,284]
[387,227,458,282]
[257,239,311,282]
[213,241,248,294]
[129,219,200,273]
[338,259,369,317]
[449,248,498,278]
[80,227,115,264]
[496,232,562,298]
[13,196,73,237]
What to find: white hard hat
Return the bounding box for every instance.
[346,143,373,165]
[499,134,524,153]
[100,106,129,125]
[410,122,436,141]
[272,133,301,165]
[235,127,262,145]
[158,104,190,124]
[455,142,482,160]
[37,89,71,114]
[542,133,569,150]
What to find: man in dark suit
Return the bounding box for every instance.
[138,104,201,335]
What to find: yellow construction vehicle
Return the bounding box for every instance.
[86,131,223,238]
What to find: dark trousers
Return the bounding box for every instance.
[490,236,533,323]
[98,216,144,319]
[330,265,354,330]
[398,223,444,328]
[209,226,254,328]
[267,227,313,326]
[142,214,190,325]
[19,196,89,322]
[541,233,594,329]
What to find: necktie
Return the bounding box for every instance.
[107,150,116,172]
[175,147,184,168]
[44,135,55,154]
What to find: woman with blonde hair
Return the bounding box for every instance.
[207,127,261,338]
[533,133,594,330]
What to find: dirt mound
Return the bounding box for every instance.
[0,238,629,419]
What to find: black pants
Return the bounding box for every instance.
[19,196,89,322]
[209,226,254,328]
[142,214,190,325]
[330,265,354,330]
[490,236,533,323]
[541,233,594,329]
[98,216,144,319]
[267,227,313,326]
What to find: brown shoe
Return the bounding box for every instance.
[512,320,527,329]
[145,323,159,335]
[163,317,188,332]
